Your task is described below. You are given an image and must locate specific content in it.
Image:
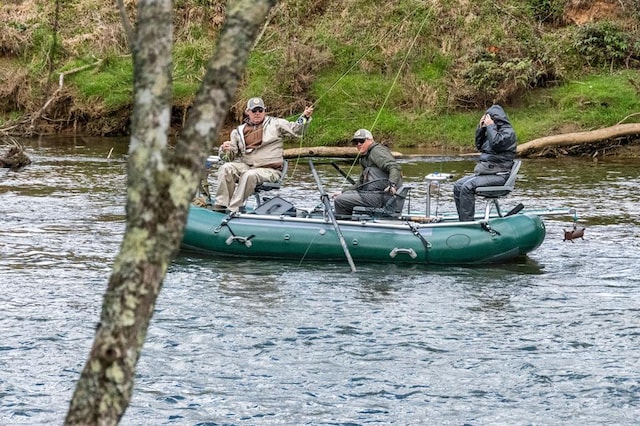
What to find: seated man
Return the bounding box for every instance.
[453,104,517,221]
[214,97,313,212]
[333,129,403,216]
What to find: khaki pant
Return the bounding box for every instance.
[215,162,281,211]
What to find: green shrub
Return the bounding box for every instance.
[528,0,566,24]
[573,22,630,68]
[461,45,561,107]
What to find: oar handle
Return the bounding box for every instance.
[310,160,326,195]
[331,162,356,185]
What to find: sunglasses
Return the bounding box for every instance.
[352,139,366,145]
[250,107,264,113]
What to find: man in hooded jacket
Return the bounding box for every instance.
[453,104,517,221]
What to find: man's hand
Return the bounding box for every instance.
[480,114,494,127]
[303,105,314,118]
[384,185,397,195]
[220,140,235,162]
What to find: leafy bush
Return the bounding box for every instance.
[573,22,630,68]
[463,55,534,105]
[459,38,564,108]
[528,0,566,25]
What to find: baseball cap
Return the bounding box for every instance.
[247,97,265,110]
[351,128,373,141]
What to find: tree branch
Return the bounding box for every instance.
[115,0,134,50]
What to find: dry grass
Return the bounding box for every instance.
[1,0,639,144]
[0,60,31,113]
[0,1,40,55]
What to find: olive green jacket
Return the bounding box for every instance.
[354,143,403,190]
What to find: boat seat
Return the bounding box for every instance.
[252,160,288,206]
[351,185,414,219]
[474,159,521,221]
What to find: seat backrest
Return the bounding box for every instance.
[475,160,521,199]
[255,159,288,192]
[385,185,413,215]
[280,159,288,182]
[503,159,521,189]
[253,160,288,206]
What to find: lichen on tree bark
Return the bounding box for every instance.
[65,1,277,424]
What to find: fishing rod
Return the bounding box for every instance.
[288,5,432,181]
[340,8,434,186]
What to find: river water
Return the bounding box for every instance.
[1,136,639,425]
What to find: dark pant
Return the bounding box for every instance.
[334,190,386,215]
[453,174,507,221]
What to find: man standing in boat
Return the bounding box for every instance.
[214,97,314,212]
[453,104,517,221]
[333,128,403,216]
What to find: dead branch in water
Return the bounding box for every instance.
[0,136,32,169]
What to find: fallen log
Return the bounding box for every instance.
[284,145,403,158]
[518,123,640,157]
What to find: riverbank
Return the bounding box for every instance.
[1,1,639,151]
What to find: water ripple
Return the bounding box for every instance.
[2,143,640,424]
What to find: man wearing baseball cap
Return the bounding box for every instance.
[215,97,314,212]
[333,128,403,216]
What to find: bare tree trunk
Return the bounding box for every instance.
[65,0,174,422]
[65,0,276,424]
[115,0,133,49]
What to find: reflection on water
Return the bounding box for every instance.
[1,137,639,424]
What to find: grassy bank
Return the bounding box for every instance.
[1,0,639,149]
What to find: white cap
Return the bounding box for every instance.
[246,97,265,110]
[351,128,373,141]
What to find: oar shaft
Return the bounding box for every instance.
[322,195,357,272]
[310,161,326,195]
[309,160,357,273]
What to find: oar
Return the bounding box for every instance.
[308,159,357,273]
[330,161,356,185]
